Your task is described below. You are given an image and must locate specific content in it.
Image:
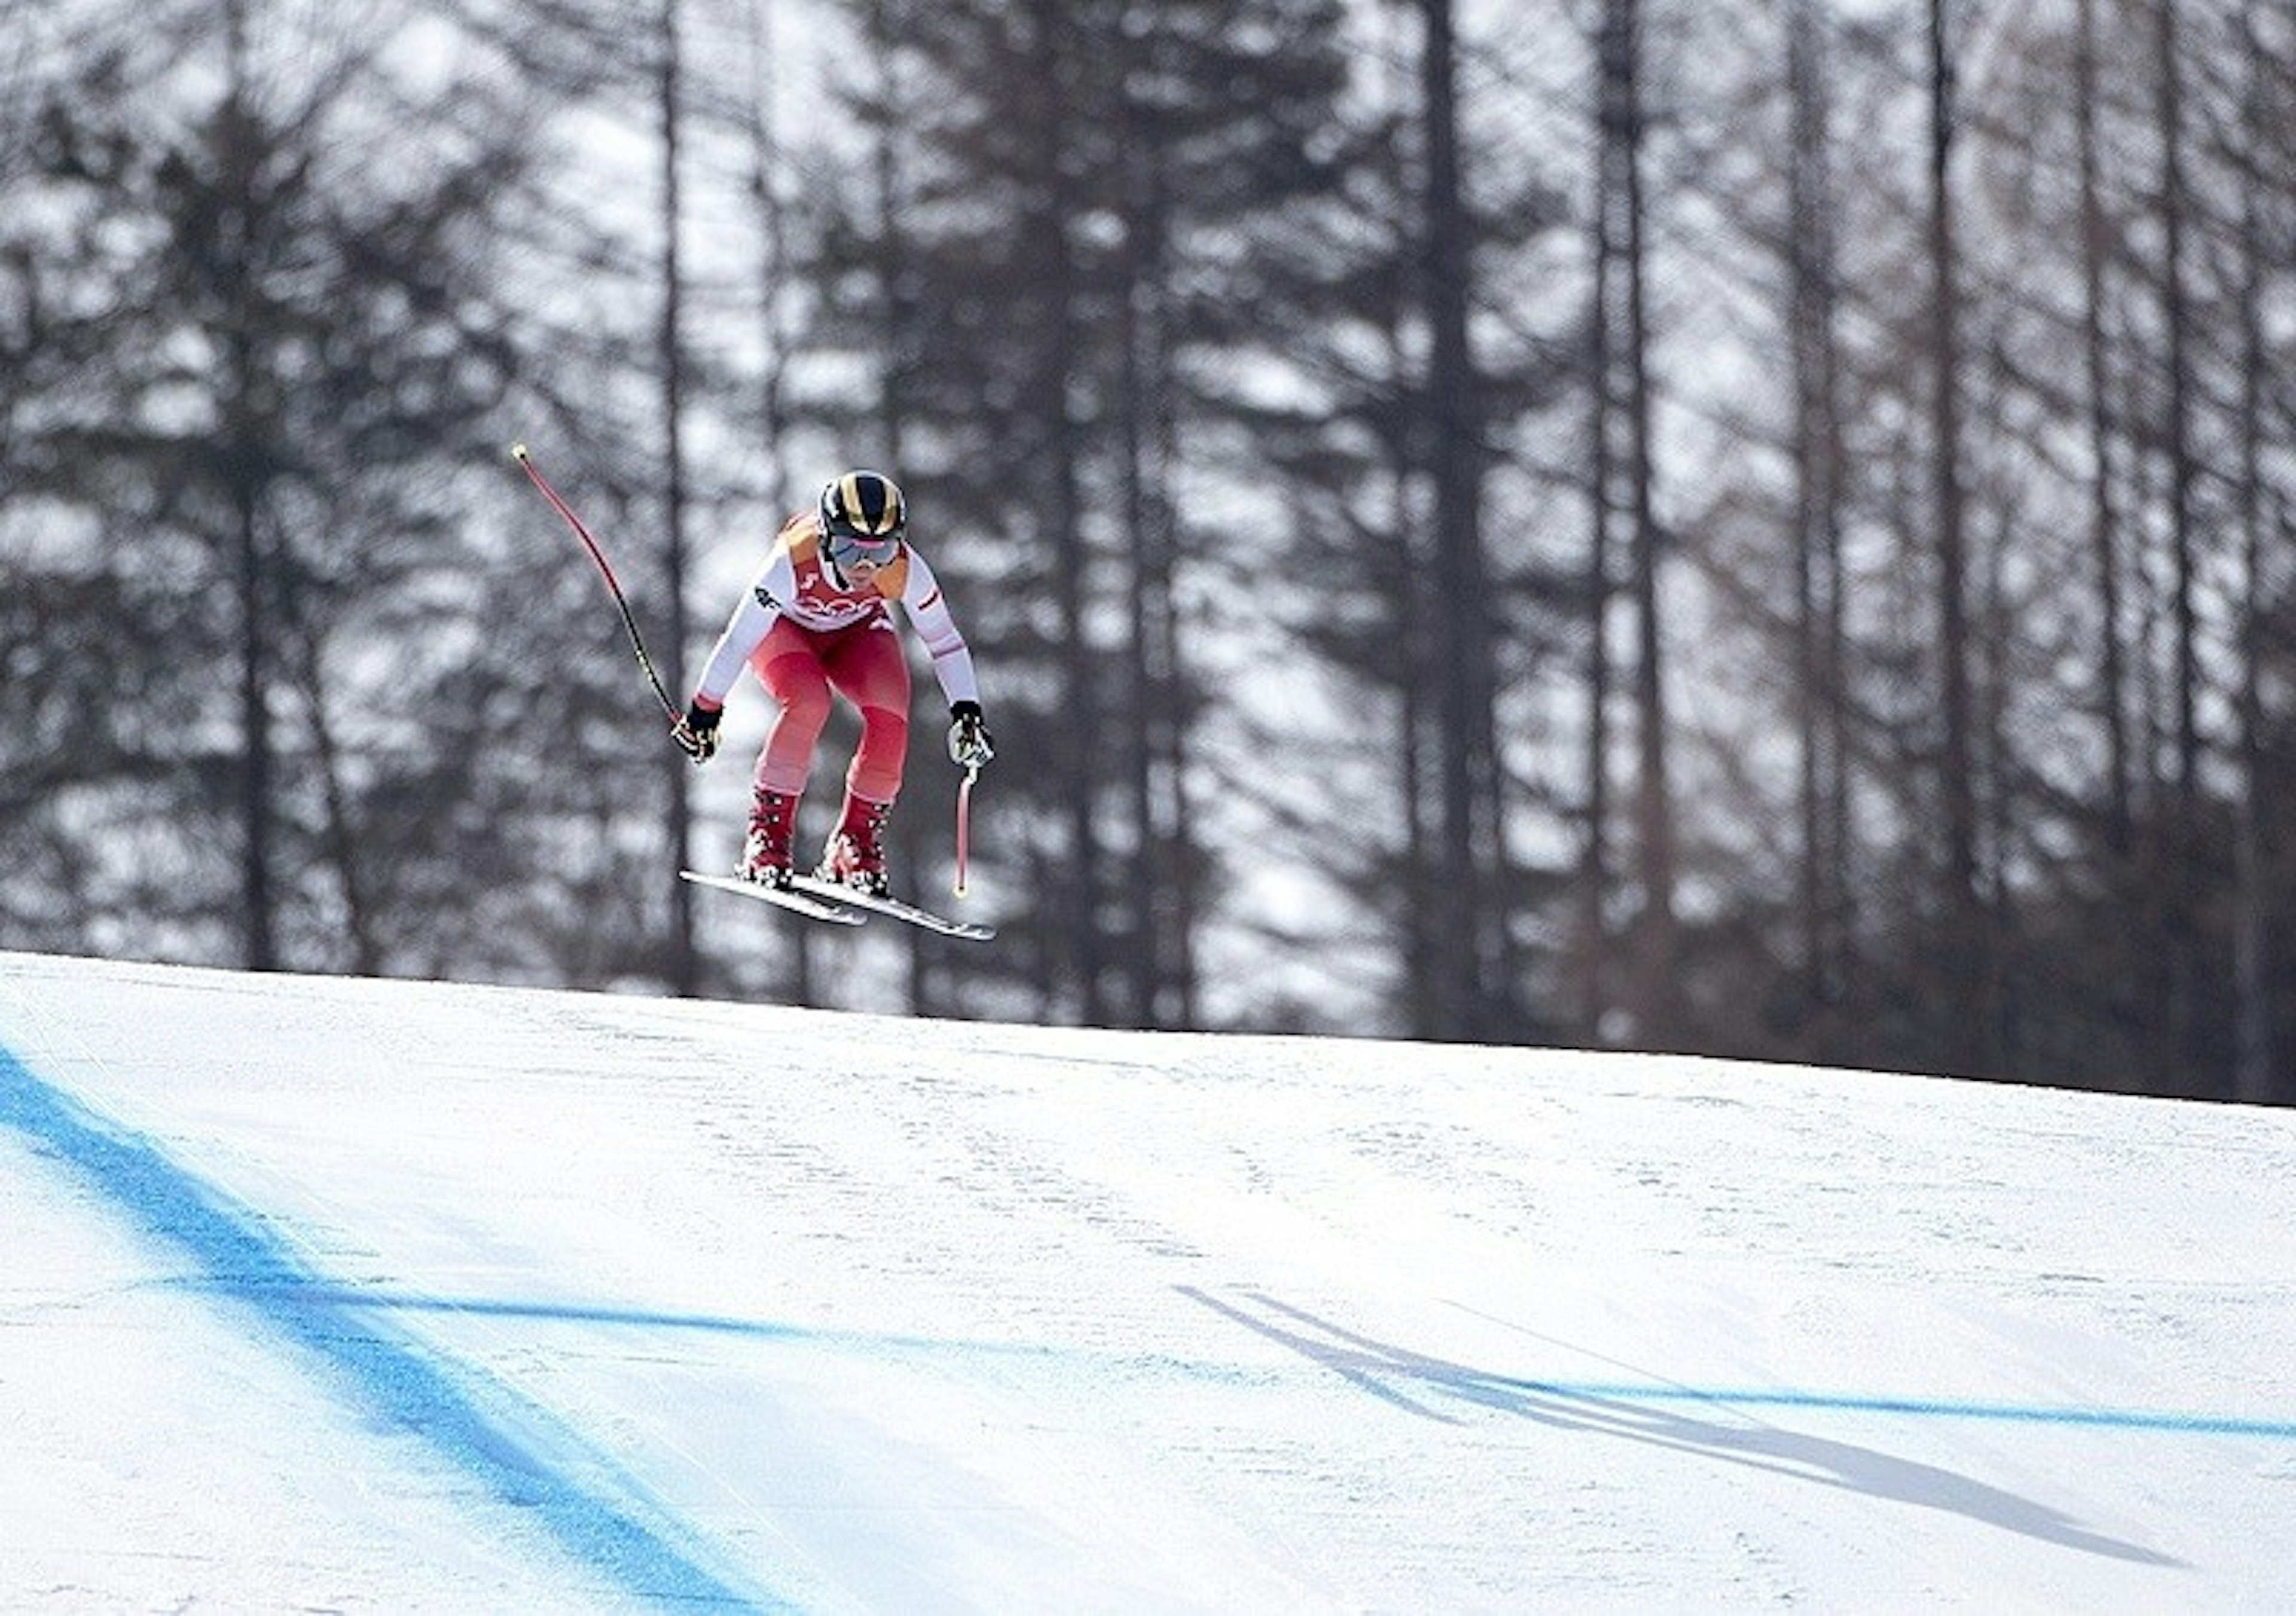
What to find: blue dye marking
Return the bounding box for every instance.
[192,1285,2296,1446]
[185,1283,1250,1390]
[1481,1377,2296,1441]
[0,1042,776,1611]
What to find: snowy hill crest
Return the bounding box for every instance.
[4,950,2294,1611]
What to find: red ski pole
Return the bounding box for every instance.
[953,764,978,898]
[512,443,680,723]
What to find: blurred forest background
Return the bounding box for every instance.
[2,0,2290,1103]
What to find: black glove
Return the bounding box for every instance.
[947,700,994,768]
[671,699,721,763]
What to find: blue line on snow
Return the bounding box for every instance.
[182,1282,2296,1444]
[0,1042,775,1611]
[1480,1377,2296,1441]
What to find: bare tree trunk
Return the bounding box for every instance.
[1926,0,1983,1072]
[658,0,700,995]
[221,0,276,972]
[1399,453,1438,1039]
[1786,0,1848,1017]
[1372,11,1439,1041]
[1580,72,1617,1046]
[1419,0,1506,1039]
[1117,170,1161,1027]
[1149,325,1197,1032]
[1595,0,1675,1045]
[282,584,379,977]
[1115,88,1194,1030]
[2155,0,2200,815]
[2152,0,2203,1083]
[1021,0,1107,1025]
[2075,0,2132,858]
[2231,0,2276,1103]
[232,455,276,971]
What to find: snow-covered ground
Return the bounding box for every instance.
[3,949,2294,1611]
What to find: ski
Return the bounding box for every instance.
[787,874,997,941]
[680,870,865,926]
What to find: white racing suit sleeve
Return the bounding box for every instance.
[692,560,787,706]
[897,550,980,708]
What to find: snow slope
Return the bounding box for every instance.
[3,948,2294,1612]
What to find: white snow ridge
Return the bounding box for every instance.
[4,949,2294,1612]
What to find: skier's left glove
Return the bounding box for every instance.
[947,701,994,768]
[671,699,722,763]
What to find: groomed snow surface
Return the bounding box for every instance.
[4,949,2294,1612]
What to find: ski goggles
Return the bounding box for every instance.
[825,527,900,575]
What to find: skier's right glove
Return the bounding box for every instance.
[947,701,994,769]
[671,699,721,763]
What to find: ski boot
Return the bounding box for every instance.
[740,789,799,888]
[816,791,893,898]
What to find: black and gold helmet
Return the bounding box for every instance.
[818,469,906,587]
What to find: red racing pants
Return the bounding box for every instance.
[746,615,911,804]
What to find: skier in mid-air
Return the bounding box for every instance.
[671,469,994,897]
